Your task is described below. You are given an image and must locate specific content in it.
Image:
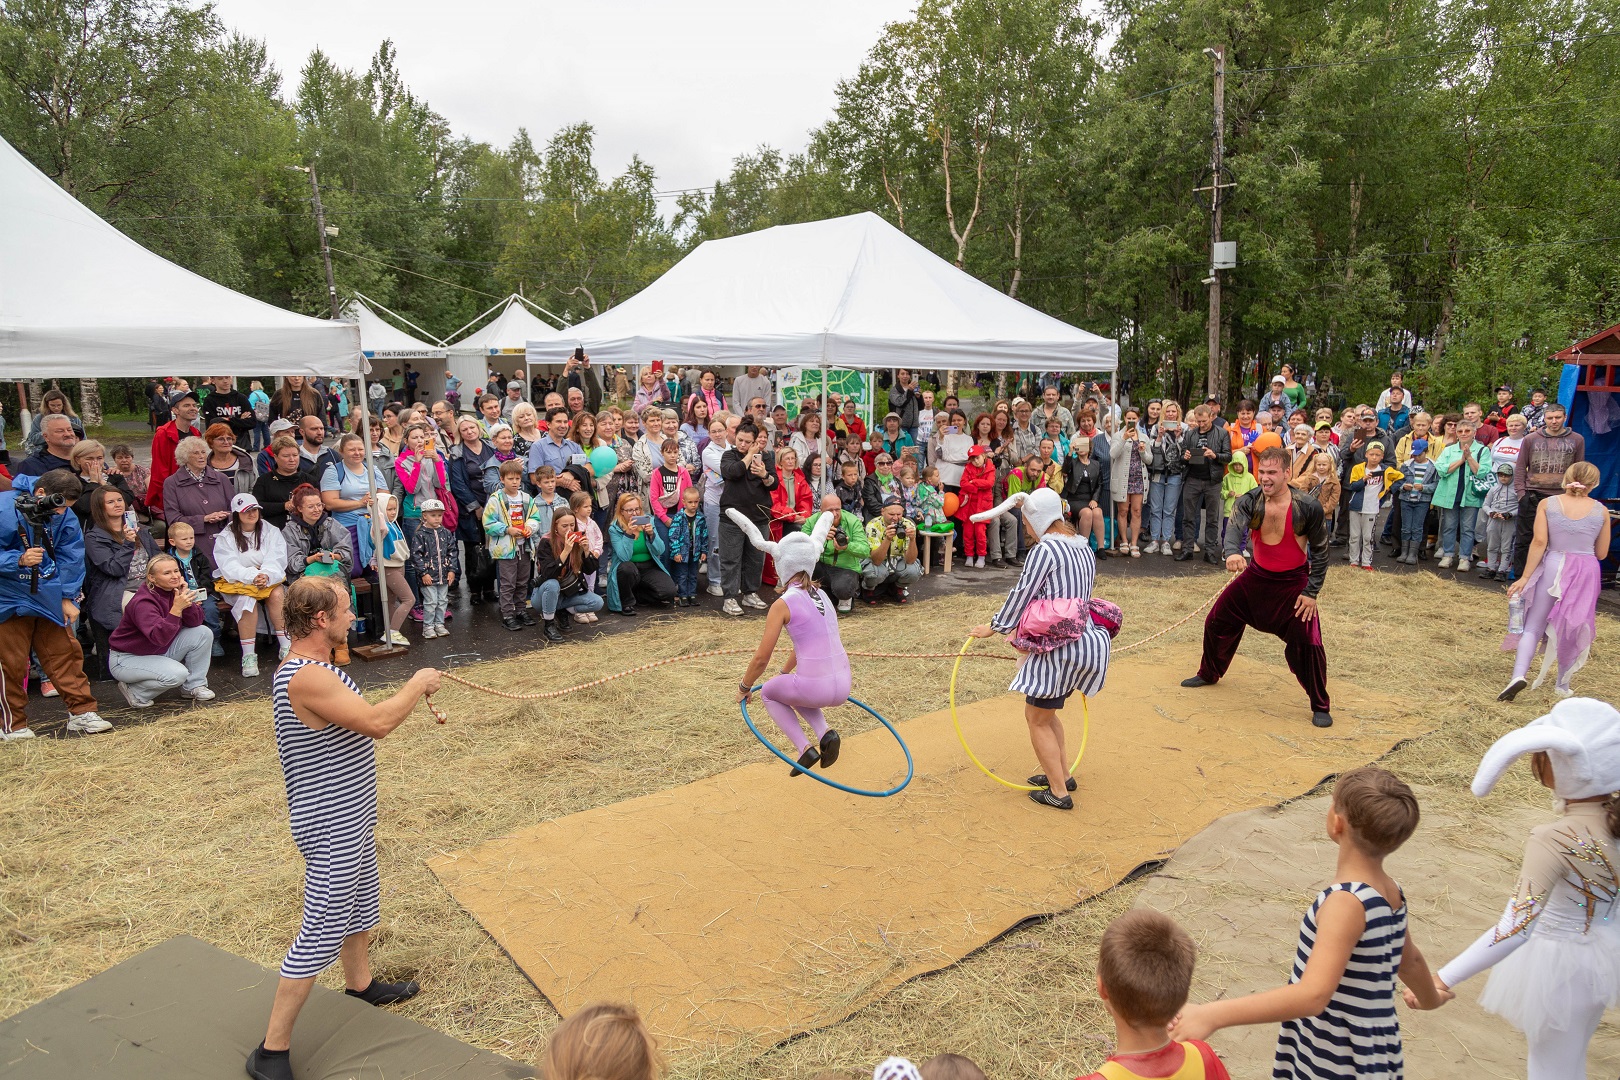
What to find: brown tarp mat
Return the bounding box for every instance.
[0,935,536,1079]
[429,648,1424,1051]
[1134,790,1620,1076]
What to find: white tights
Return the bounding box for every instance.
[1526,998,1603,1080]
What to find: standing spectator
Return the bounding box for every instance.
[1392,438,1437,564]
[1462,402,1497,446]
[210,493,289,676]
[686,369,726,417]
[368,492,413,644]
[201,376,257,447]
[83,484,159,679]
[163,436,234,562]
[771,446,814,547]
[832,398,867,443]
[1110,407,1151,556]
[790,410,825,465]
[144,391,201,517]
[1519,387,1548,430]
[1433,420,1492,571]
[409,498,458,639]
[1257,374,1291,415]
[664,487,708,607]
[296,414,338,480]
[1145,402,1185,555]
[499,381,525,422]
[1036,385,1076,436]
[718,422,777,616]
[448,418,495,603]
[804,492,869,612]
[731,366,772,414]
[20,389,86,458]
[861,495,922,604]
[1175,405,1231,562]
[681,396,714,451]
[482,460,540,631]
[204,422,255,496]
[268,376,323,424]
[247,380,271,451]
[1279,362,1307,410]
[888,369,922,441]
[1479,462,1520,580]
[1374,369,1407,412]
[701,416,730,596]
[958,445,996,567]
[1344,444,1397,570]
[1511,402,1584,578]
[1332,406,1393,545]
[632,368,667,416]
[319,434,389,576]
[1065,436,1109,555]
[647,439,693,541]
[605,491,676,615]
[1376,386,1410,435]
[527,406,584,497]
[934,410,972,493]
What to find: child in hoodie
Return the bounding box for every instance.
[1480,461,1519,581]
[1394,437,1438,565]
[1346,443,1403,570]
[1221,455,1259,553]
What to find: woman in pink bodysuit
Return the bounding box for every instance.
[730,509,852,775]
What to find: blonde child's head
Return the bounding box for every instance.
[543,1002,660,1080]
[1095,908,1197,1029]
[1364,443,1384,465]
[167,520,196,553]
[918,1054,987,1080]
[922,466,940,488]
[1330,767,1419,858]
[899,463,918,484]
[681,486,701,513]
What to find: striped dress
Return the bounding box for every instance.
[272,657,381,979]
[989,535,1110,701]
[1273,882,1406,1078]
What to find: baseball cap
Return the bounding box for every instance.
[882,494,905,508]
[1314,420,1332,431]
[507,380,523,390]
[230,493,260,513]
[1496,461,1515,475]
[173,390,199,404]
[1271,374,1286,384]
[968,444,987,458]
[419,498,445,512]
[1410,437,1428,453]
[1204,394,1221,403]
[268,418,296,435]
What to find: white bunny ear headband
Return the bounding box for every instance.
[1472,697,1620,801]
[971,487,1065,537]
[725,507,833,584]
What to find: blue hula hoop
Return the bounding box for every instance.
[740,689,914,797]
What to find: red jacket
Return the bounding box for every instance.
[958,458,997,517]
[146,420,201,515]
[771,467,814,526]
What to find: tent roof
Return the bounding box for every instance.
[0,135,361,378]
[532,212,1117,373]
[448,296,563,356]
[344,301,445,359]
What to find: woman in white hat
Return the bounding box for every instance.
[212,492,289,676]
[1417,697,1620,1079]
[731,508,851,775]
[966,487,1112,810]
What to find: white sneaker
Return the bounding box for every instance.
[66,712,112,734]
[1456,559,1471,573]
[1437,555,1454,569]
[1162,544,1174,556]
[837,597,852,612]
[1142,541,1159,555]
[118,682,154,709]
[185,685,217,702]
[0,727,37,741]
[242,654,260,678]
[741,592,768,609]
[387,630,410,646]
[277,638,291,660]
[722,598,744,616]
[707,583,725,597]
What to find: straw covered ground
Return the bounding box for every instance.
[4,571,1616,1079]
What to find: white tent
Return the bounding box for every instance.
[442,295,564,409]
[345,300,445,361]
[530,212,1117,373]
[0,135,360,378]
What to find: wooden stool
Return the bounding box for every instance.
[918,526,955,575]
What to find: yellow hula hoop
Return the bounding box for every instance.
[950,635,1088,792]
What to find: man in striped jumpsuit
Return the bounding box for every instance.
[249,577,441,1080]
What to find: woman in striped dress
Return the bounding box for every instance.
[968,487,1110,810]
[249,577,442,1080]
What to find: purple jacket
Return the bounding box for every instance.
[163,466,233,561]
[108,582,204,656]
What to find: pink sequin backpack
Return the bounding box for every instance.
[1010,597,1123,653]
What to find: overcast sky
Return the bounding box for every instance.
[211,0,918,200]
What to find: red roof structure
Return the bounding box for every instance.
[1555,323,1620,392]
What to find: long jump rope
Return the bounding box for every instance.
[422,580,1231,797]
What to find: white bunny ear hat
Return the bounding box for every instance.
[971,487,1065,538]
[1472,697,1620,801]
[725,507,834,585]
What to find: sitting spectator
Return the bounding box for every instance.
[251,436,313,531]
[162,434,235,563]
[83,484,159,679]
[320,433,390,578]
[213,493,289,676]
[804,492,870,613]
[833,458,867,521]
[533,507,605,638]
[916,466,947,527]
[862,452,902,521]
[282,483,354,583]
[205,422,255,496]
[19,413,81,481]
[109,444,151,521]
[163,520,223,657]
[69,440,135,529]
[106,554,217,708]
[543,1001,660,1080]
[606,492,676,616]
[861,496,922,604]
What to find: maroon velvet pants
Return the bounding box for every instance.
[1196,562,1330,712]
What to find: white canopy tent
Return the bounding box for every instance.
[443,295,564,410]
[529,212,1117,374]
[0,135,361,379]
[345,299,446,362]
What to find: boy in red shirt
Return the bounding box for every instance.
[957,444,997,568]
[1078,909,1231,1080]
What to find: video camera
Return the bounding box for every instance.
[13,491,64,593]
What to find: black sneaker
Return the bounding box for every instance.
[1180,675,1213,688]
[345,977,421,1006]
[1027,774,1077,792]
[819,729,841,768]
[246,1045,294,1080]
[1174,550,1193,562]
[542,620,564,643]
[990,558,1007,569]
[1498,678,1528,703]
[520,610,537,626]
[502,616,523,631]
[1027,789,1074,810]
[1311,711,1334,728]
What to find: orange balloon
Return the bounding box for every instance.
[942,492,961,518]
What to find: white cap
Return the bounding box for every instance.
[873,1059,922,1080]
[268,418,296,435]
[1471,698,1620,801]
[1271,374,1286,384]
[230,493,261,513]
[418,498,445,512]
[725,507,834,585]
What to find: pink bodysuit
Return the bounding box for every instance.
[758,584,852,753]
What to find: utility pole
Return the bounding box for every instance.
[1202,45,1227,403]
[290,164,341,319]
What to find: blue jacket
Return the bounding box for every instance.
[666,507,708,564]
[0,491,86,624]
[605,521,670,612]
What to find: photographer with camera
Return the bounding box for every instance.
[803,492,870,614]
[860,495,922,605]
[0,470,110,740]
[718,421,777,616]
[1175,405,1232,563]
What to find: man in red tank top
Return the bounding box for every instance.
[1180,446,1334,727]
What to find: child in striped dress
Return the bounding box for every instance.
[1171,768,1445,1077]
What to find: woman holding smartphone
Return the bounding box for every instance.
[532,510,606,640]
[107,554,217,707]
[604,493,677,616]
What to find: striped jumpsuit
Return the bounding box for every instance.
[272,657,380,979]
[990,534,1111,706]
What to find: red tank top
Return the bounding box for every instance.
[1252,498,1307,572]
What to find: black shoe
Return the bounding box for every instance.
[1027,788,1074,810]
[1498,678,1527,703]
[1174,550,1193,562]
[1204,553,1221,565]
[1008,557,1023,567]
[863,588,879,606]
[1495,571,1509,582]
[542,619,564,643]
[1180,675,1213,688]
[616,606,636,617]
[990,558,1007,569]
[246,1045,294,1080]
[1478,567,1495,579]
[1330,538,1347,547]
[1312,710,1334,728]
[1095,548,1111,559]
[502,616,523,631]
[1027,774,1078,792]
[789,745,820,777]
[520,610,537,626]
[819,729,841,768]
[557,610,574,631]
[345,977,421,1006]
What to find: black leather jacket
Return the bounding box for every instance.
[1223,486,1330,598]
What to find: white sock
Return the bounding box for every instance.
[275,631,290,644]
[240,640,254,657]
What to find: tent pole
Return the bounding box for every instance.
[352,372,405,660]
[819,363,829,464]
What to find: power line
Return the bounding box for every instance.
[327,246,506,298]
[1231,27,1620,74]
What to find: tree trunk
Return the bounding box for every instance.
[80,379,103,425]
[26,380,44,412]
